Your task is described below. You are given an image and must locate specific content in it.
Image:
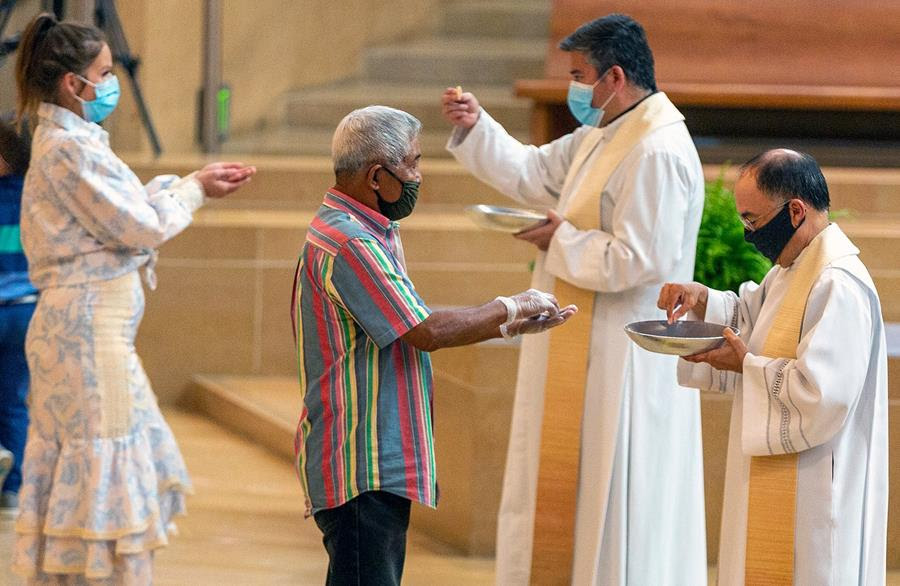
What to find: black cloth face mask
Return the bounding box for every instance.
[744,203,803,264]
[375,166,419,221]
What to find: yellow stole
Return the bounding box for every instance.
[744,225,858,584]
[529,93,685,584]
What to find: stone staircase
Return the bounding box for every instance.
[224,0,549,158]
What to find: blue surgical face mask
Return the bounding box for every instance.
[75,74,121,123]
[567,69,616,127]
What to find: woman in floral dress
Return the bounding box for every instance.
[12,13,255,584]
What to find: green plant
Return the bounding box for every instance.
[694,176,771,293]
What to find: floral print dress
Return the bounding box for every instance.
[12,103,205,584]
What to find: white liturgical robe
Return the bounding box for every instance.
[448,100,707,586]
[678,224,888,585]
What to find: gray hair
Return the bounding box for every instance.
[331,106,422,177]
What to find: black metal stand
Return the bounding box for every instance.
[0,0,20,64]
[94,0,162,156]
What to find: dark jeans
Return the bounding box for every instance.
[0,302,34,494]
[313,491,411,586]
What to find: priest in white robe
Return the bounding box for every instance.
[442,14,707,585]
[661,149,888,585]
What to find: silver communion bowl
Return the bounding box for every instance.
[624,320,738,356]
[465,204,547,233]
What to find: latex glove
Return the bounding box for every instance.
[502,288,560,321]
[441,87,481,129]
[503,305,578,338]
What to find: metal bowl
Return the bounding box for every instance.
[465,204,547,233]
[624,320,738,356]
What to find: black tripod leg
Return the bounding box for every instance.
[122,64,163,157]
[95,0,163,156]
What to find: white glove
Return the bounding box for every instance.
[495,288,560,323]
[501,305,578,339]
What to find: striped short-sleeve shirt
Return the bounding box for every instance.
[292,189,436,515]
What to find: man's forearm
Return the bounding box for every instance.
[402,301,507,352]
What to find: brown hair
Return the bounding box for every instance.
[14,12,105,130]
[0,120,31,175]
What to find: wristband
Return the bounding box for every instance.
[499,322,519,341]
[494,296,517,324]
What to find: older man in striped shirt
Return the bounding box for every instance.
[292,106,576,585]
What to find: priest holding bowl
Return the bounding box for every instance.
[656,149,888,585]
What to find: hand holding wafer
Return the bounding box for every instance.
[441,86,481,130]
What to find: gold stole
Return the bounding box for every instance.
[529,93,685,584]
[745,226,857,584]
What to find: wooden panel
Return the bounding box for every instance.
[516,79,900,112]
[543,1,900,88]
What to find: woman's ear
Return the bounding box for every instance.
[58,72,74,102]
[58,71,85,103]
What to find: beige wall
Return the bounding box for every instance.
[0,0,43,122]
[0,1,439,152]
[112,0,441,154]
[222,0,441,136]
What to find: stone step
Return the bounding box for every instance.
[833,215,900,321]
[156,206,900,318]
[693,136,900,169]
[875,274,900,322]
[440,2,551,39]
[123,154,900,216]
[125,154,511,210]
[221,126,530,159]
[166,207,536,267]
[713,166,900,215]
[363,37,545,86]
[183,358,900,565]
[277,82,531,133]
[184,339,519,556]
[838,215,900,271]
[136,209,900,404]
[184,375,299,462]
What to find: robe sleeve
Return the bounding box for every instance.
[740,267,875,456]
[676,277,769,394]
[543,149,694,292]
[144,172,206,212]
[446,108,586,208]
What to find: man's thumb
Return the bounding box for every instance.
[723,327,740,347]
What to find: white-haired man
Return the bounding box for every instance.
[292,105,576,585]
